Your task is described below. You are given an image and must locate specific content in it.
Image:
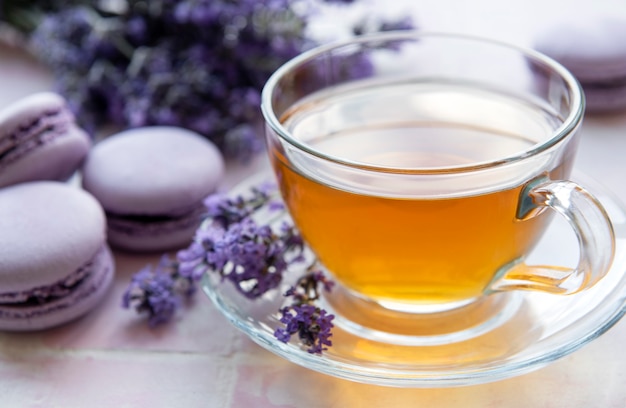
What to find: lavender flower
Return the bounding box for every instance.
[203,182,283,228]
[275,304,334,354]
[274,270,336,354]
[122,257,185,327]
[182,184,304,299]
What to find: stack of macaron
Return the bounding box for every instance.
[0,92,225,331]
[0,182,114,331]
[533,16,626,113]
[0,92,112,331]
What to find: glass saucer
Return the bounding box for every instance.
[201,172,626,387]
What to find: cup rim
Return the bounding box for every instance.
[260,30,585,175]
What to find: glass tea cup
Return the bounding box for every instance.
[261,31,614,342]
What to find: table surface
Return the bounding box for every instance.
[1,1,626,407]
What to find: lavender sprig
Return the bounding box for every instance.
[122,255,196,327]
[123,182,335,355]
[274,269,335,354]
[180,182,303,299]
[202,181,282,228]
[179,215,305,300]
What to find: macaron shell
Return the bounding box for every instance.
[0,245,114,331]
[533,17,626,82]
[82,126,224,215]
[0,182,106,292]
[0,92,67,138]
[0,124,90,188]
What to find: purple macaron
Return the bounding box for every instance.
[533,16,626,112]
[0,182,114,331]
[81,126,224,252]
[0,92,91,187]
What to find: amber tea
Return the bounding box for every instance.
[270,80,571,304]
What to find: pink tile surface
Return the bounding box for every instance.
[0,351,236,407]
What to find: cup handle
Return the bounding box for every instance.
[488,176,615,295]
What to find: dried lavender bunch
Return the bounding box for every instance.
[123,182,335,354]
[0,0,413,160]
[27,0,308,160]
